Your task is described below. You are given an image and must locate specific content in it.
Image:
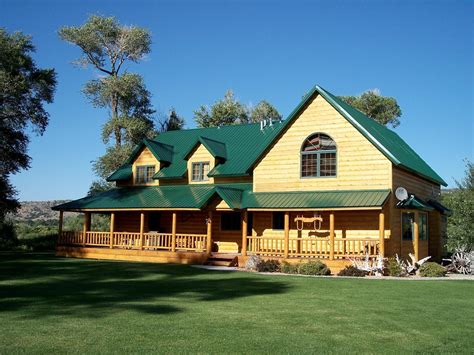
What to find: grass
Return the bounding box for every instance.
[1,253,473,354]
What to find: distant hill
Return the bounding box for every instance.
[8,201,74,222]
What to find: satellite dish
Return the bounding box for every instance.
[395,187,409,201]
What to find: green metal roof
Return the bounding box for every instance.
[107,164,133,182]
[53,184,252,211]
[53,186,389,211]
[108,85,445,186]
[242,189,390,209]
[396,195,434,211]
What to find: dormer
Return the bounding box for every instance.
[184,136,227,184]
[107,139,174,186]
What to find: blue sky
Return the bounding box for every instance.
[2,0,473,201]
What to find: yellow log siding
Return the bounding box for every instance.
[187,144,215,184]
[132,147,160,186]
[390,166,443,260]
[253,95,392,192]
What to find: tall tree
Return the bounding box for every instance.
[339,90,402,127]
[249,100,282,123]
[59,15,156,187]
[0,29,57,221]
[158,108,185,132]
[194,90,281,128]
[442,160,474,252]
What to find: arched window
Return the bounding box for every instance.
[301,133,337,177]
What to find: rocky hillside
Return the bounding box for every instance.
[9,201,74,221]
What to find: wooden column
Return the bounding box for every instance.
[140,212,145,250]
[379,212,385,257]
[83,212,90,246]
[241,210,248,256]
[284,212,290,258]
[207,211,213,254]
[109,212,115,249]
[329,212,335,260]
[413,211,420,261]
[171,212,177,253]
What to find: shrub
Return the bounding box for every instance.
[385,257,405,277]
[256,259,281,273]
[281,262,299,274]
[244,255,261,271]
[419,262,447,277]
[297,260,331,276]
[337,265,368,277]
[0,221,19,250]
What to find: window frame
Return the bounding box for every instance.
[300,133,337,179]
[419,212,428,241]
[135,165,156,184]
[191,161,210,182]
[401,212,415,241]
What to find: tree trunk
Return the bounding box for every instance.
[111,93,121,147]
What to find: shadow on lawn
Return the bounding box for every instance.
[0,253,290,319]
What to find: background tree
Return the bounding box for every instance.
[339,89,402,127]
[442,160,474,252]
[59,16,155,189]
[249,100,282,123]
[158,108,185,132]
[0,29,57,222]
[194,90,281,127]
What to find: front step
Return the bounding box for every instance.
[204,252,239,267]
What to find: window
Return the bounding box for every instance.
[148,212,160,232]
[272,212,285,230]
[221,212,241,231]
[301,133,336,178]
[419,213,428,241]
[136,165,155,184]
[402,212,414,240]
[402,212,428,241]
[191,162,210,181]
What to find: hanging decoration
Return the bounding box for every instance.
[294,214,323,231]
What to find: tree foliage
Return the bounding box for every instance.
[339,90,402,127]
[442,160,474,252]
[0,29,56,220]
[60,16,155,191]
[249,100,282,123]
[194,90,281,128]
[158,108,185,132]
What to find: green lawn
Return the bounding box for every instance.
[1,253,473,354]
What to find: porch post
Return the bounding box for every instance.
[171,212,177,253]
[329,212,335,260]
[140,212,145,250]
[241,210,248,256]
[284,211,289,258]
[83,212,90,246]
[379,212,385,257]
[207,211,213,254]
[413,211,420,261]
[109,212,115,249]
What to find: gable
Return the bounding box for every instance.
[187,144,215,184]
[253,94,392,192]
[132,147,159,185]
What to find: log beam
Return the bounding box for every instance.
[171,212,177,253]
[207,211,213,254]
[379,212,385,257]
[241,210,248,256]
[140,212,145,250]
[329,212,335,260]
[284,212,290,258]
[414,211,420,261]
[109,212,115,249]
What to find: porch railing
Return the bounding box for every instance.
[247,236,380,259]
[58,231,208,252]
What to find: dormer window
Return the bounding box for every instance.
[191,162,210,182]
[136,165,155,184]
